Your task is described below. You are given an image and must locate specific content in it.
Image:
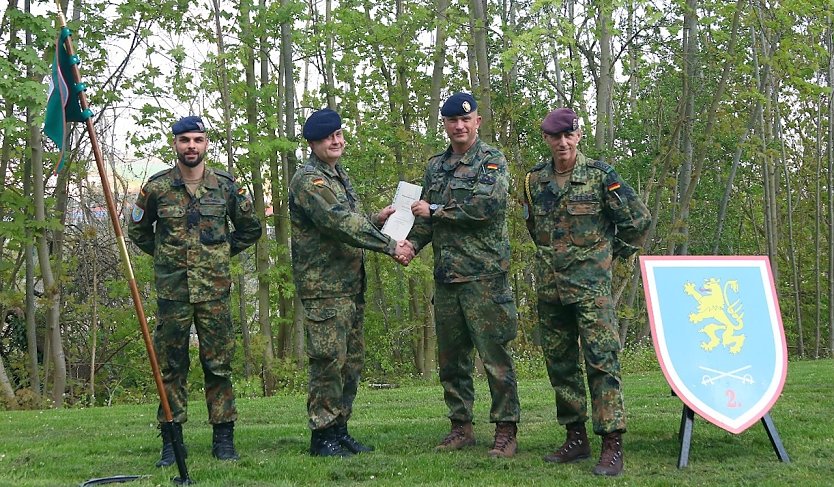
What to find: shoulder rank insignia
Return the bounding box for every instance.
[312,177,325,187]
[131,205,145,223]
[590,159,614,173]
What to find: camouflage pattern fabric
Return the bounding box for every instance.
[129,164,260,426]
[523,150,650,436]
[289,154,398,431]
[435,276,520,423]
[289,154,397,300]
[522,151,651,304]
[408,138,511,283]
[538,297,625,435]
[128,165,262,303]
[154,297,237,424]
[302,295,366,430]
[408,138,520,425]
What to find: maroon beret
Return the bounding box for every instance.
[541,108,579,135]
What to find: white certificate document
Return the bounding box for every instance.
[381,181,423,241]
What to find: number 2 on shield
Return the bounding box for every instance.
[725,389,741,408]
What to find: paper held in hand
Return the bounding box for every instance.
[381,181,423,241]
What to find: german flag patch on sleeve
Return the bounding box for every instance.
[312,177,325,187]
[485,162,499,170]
[607,182,621,191]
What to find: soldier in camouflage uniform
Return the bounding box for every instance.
[522,108,651,476]
[407,92,521,458]
[128,115,262,467]
[289,108,414,457]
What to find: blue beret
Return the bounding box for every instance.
[541,108,580,135]
[441,92,477,117]
[303,108,342,141]
[172,115,206,135]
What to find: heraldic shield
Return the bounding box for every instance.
[640,256,787,434]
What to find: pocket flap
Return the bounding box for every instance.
[200,204,226,217]
[567,202,600,216]
[304,307,336,322]
[449,177,474,190]
[492,293,514,304]
[158,206,185,218]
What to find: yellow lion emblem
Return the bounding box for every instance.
[683,278,745,354]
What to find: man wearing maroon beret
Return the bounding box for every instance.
[522,108,651,476]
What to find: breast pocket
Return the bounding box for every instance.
[449,177,475,203]
[567,201,603,246]
[199,204,228,244]
[157,205,186,243]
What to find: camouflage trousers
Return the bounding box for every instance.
[538,295,626,435]
[434,276,520,423]
[154,296,237,425]
[302,294,365,430]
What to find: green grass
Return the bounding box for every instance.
[1,360,832,486]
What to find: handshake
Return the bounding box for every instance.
[393,240,415,266]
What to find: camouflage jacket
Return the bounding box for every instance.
[289,154,397,299]
[128,165,262,303]
[522,151,651,304]
[408,138,511,283]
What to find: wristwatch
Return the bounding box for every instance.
[429,203,439,216]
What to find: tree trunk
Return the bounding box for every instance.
[470,0,493,142]
[814,95,823,358]
[281,0,299,361]
[595,0,613,153]
[324,0,336,109]
[827,20,834,357]
[22,107,40,395]
[241,0,275,393]
[29,112,66,407]
[774,104,803,357]
[0,355,15,407]
[88,244,98,403]
[211,0,254,378]
[428,0,450,136]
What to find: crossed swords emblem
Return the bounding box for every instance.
[699,365,754,385]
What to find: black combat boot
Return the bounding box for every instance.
[310,426,354,457]
[543,422,591,464]
[211,421,240,461]
[335,424,374,454]
[156,422,187,468]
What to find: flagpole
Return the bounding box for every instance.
[53,3,192,484]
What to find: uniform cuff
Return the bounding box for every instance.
[384,237,398,256]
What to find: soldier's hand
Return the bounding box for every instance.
[411,200,430,218]
[377,205,396,225]
[394,240,415,266]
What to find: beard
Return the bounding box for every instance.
[177,150,205,168]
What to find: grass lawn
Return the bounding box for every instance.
[1,359,832,486]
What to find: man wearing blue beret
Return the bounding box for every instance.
[129,115,262,466]
[522,108,651,476]
[288,108,415,457]
[407,92,521,458]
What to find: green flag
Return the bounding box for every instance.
[43,26,91,173]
